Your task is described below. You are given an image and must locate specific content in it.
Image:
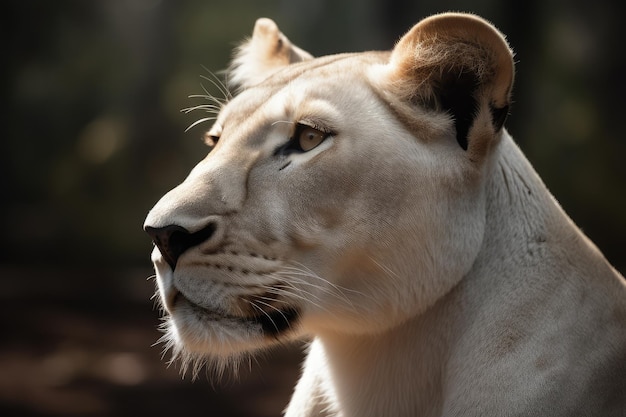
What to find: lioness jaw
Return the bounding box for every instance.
[144,12,626,417]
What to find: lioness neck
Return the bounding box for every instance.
[313,301,454,417]
[444,132,626,415]
[299,132,626,417]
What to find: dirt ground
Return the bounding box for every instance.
[0,265,303,417]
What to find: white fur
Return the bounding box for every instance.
[145,13,626,416]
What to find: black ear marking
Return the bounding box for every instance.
[490,104,509,131]
[432,73,510,150]
[435,71,479,151]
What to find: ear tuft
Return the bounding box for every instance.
[228,18,313,92]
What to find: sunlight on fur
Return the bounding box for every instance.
[144,12,626,417]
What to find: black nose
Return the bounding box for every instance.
[144,224,216,269]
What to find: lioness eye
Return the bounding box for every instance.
[297,125,326,152]
[274,123,331,156]
[294,124,328,152]
[204,123,222,147]
[203,131,220,147]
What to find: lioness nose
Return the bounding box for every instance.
[145,224,216,269]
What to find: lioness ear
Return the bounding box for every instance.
[386,13,514,159]
[228,18,313,91]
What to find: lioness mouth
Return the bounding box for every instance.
[174,291,300,337]
[253,306,300,337]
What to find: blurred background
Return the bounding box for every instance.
[2,0,624,416]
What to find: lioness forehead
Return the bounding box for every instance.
[218,52,390,128]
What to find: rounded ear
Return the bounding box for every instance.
[228,18,313,91]
[385,13,514,158]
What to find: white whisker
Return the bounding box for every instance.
[251,298,290,323]
[199,84,226,108]
[271,120,295,127]
[181,103,222,114]
[253,292,292,307]
[277,265,363,310]
[265,275,331,313]
[179,69,231,134]
[271,271,344,312]
[246,300,279,333]
[369,257,401,280]
[200,66,232,101]
[276,273,337,302]
[185,117,217,132]
[290,262,374,301]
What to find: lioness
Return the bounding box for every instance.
[144,13,626,416]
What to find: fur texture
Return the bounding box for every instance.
[144,13,626,416]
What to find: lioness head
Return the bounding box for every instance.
[144,13,514,370]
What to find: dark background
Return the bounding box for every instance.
[2,0,624,416]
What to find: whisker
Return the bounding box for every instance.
[253,292,292,307]
[246,300,280,333]
[271,120,295,127]
[369,257,401,280]
[185,117,217,132]
[181,103,222,114]
[199,78,230,105]
[250,298,290,324]
[285,263,353,293]
[285,263,373,299]
[275,273,337,300]
[199,84,226,108]
[277,267,360,309]
[179,69,231,136]
[265,277,330,313]
[200,66,232,101]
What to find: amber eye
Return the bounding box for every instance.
[274,123,331,157]
[297,125,326,152]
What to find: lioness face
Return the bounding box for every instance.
[144,16,512,364]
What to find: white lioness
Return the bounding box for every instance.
[144,13,626,416]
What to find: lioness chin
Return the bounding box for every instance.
[144,12,626,417]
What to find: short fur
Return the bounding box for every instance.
[144,13,626,416]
